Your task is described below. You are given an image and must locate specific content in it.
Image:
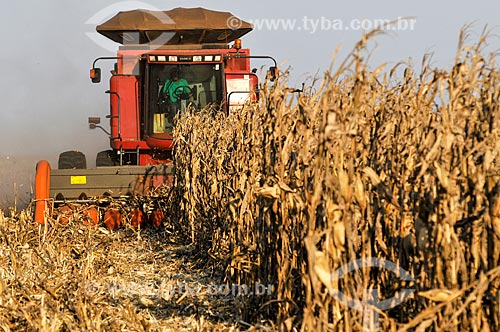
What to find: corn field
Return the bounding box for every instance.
[173,31,500,331]
[0,31,498,331]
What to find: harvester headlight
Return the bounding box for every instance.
[204,55,213,62]
[193,56,202,62]
[169,56,177,62]
[157,55,166,62]
[149,55,156,62]
[214,55,221,62]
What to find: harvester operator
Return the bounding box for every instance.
[162,68,191,122]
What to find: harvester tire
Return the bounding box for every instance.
[58,151,87,169]
[96,150,118,167]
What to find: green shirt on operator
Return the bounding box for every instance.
[163,77,189,103]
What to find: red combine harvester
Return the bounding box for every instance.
[34,8,277,227]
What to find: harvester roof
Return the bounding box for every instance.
[96,7,253,46]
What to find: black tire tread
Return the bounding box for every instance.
[96,150,118,167]
[58,151,87,170]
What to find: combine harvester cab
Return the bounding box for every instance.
[34,7,278,228]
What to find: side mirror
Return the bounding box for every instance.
[88,117,101,129]
[90,68,101,83]
[268,66,278,82]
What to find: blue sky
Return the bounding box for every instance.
[0,0,498,163]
